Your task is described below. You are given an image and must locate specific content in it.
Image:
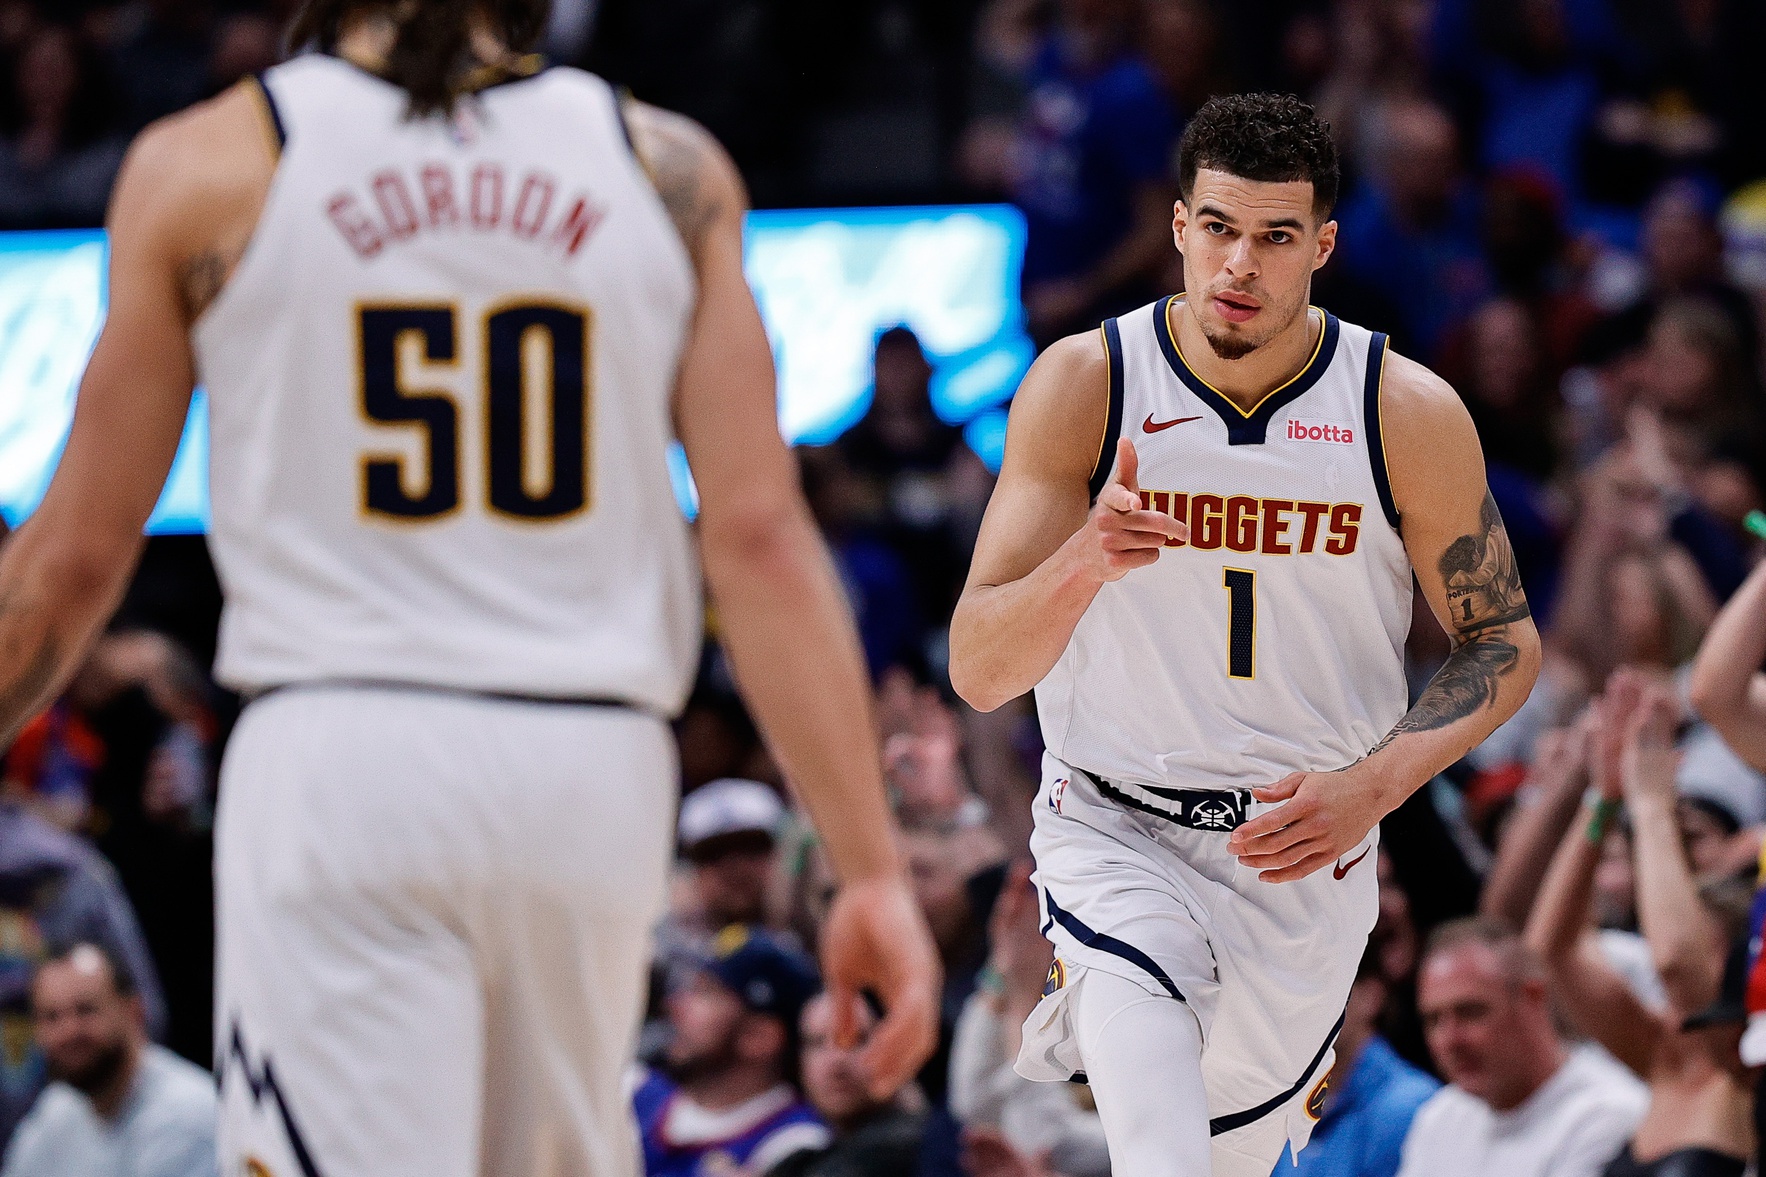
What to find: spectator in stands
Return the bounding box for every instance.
[0,943,212,1177]
[636,926,829,1177]
[675,779,786,936]
[1526,672,1754,1177]
[949,859,1106,1177]
[767,992,926,1177]
[0,21,125,229]
[0,802,164,1149]
[1277,944,1439,1177]
[1333,96,1490,357]
[980,0,1177,340]
[1397,918,1647,1177]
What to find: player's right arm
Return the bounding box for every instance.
[949,338,1186,713]
[631,101,939,1097]
[0,88,267,749]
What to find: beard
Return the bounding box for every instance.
[663,1033,742,1086]
[1199,287,1310,360]
[48,1037,130,1097]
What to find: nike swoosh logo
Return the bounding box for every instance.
[1333,846,1372,880]
[1143,414,1203,433]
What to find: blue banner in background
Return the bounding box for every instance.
[0,205,1028,534]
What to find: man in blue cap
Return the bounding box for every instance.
[636,926,830,1177]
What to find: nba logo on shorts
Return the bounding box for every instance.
[1050,777,1069,814]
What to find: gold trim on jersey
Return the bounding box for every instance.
[1161,298,1327,419]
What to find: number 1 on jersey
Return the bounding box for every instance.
[1222,567,1255,679]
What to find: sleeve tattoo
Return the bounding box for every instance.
[1368,492,1531,756]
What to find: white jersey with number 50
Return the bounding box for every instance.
[1035,297,1415,792]
[192,55,699,713]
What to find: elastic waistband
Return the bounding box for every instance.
[247,678,654,716]
[1078,769,1251,832]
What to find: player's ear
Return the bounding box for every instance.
[1312,218,1337,271]
[1172,200,1188,254]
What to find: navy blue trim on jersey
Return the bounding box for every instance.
[1208,1007,1345,1137]
[1041,889,1187,1005]
[1087,318,1127,502]
[1152,295,1340,446]
[1363,332,1400,530]
[251,72,286,148]
[613,85,639,153]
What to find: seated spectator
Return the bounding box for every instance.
[673,779,787,938]
[948,860,1106,1177]
[0,802,164,1149]
[0,943,212,1177]
[1276,945,1440,1177]
[1397,918,1647,1177]
[1333,97,1490,358]
[636,926,829,1177]
[1526,672,1753,1177]
[0,21,126,229]
[766,992,926,1177]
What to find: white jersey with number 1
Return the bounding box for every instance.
[1035,295,1415,795]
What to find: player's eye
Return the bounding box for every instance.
[1205,222,1228,235]
[1268,231,1291,244]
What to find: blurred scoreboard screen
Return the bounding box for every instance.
[0,205,1027,535]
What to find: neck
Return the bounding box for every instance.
[1171,296,1320,413]
[682,1062,779,1113]
[86,1042,143,1121]
[1490,1037,1567,1113]
[334,8,513,74]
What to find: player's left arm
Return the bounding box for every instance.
[1229,352,1542,881]
[0,95,254,748]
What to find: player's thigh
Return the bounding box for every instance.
[473,705,676,1177]
[216,872,485,1177]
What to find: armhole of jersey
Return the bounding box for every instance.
[248,72,286,156]
[612,86,655,182]
[1088,317,1126,502]
[1363,332,1400,530]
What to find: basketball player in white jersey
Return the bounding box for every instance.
[0,2,940,1174]
[950,94,1541,1176]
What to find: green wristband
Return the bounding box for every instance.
[1584,796,1621,844]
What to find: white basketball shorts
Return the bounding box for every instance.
[213,685,677,1177]
[1019,755,1378,1172]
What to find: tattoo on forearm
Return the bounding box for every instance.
[1367,492,1531,756]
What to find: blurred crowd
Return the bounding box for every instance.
[7,0,1766,1176]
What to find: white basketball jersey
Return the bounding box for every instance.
[1036,296,1414,792]
[193,56,699,713]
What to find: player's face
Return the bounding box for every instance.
[665,971,746,1073]
[1173,169,1336,360]
[798,993,878,1124]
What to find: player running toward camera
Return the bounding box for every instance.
[0,2,940,1175]
[949,93,1541,1177]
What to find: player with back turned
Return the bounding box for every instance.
[0,2,940,1175]
[950,94,1541,1177]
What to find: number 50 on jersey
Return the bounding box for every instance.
[357,300,591,522]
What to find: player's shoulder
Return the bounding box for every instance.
[621,98,746,258]
[1377,347,1469,431]
[998,328,1110,478]
[112,81,276,236]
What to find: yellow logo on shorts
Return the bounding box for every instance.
[1043,958,1067,996]
[1305,1075,1329,1120]
[244,1159,275,1177]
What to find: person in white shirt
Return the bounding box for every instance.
[2,943,215,1177]
[1397,917,1647,1177]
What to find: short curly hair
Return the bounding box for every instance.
[1177,94,1340,220]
